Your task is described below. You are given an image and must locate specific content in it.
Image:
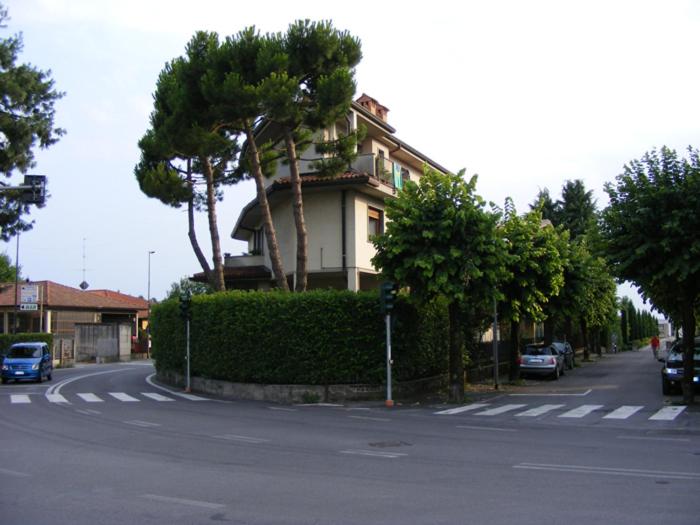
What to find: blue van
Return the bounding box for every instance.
[1,342,53,384]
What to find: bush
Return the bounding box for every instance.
[0,333,54,354]
[151,290,448,386]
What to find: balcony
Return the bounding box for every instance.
[351,153,408,193]
[225,253,265,268]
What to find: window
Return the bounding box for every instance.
[401,168,410,185]
[368,207,383,240]
[252,228,264,255]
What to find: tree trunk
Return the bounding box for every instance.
[201,157,225,292]
[580,320,590,361]
[509,319,520,381]
[543,319,554,345]
[448,301,465,402]
[185,167,213,288]
[681,301,696,404]
[595,329,602,357]
[285,131,308,293]
[245,123,289,291]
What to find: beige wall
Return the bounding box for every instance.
[351,192,385,273]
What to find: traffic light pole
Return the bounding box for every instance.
[185,318,191,393]
[385,312,393,408]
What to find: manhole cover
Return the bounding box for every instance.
[368,440,412,448]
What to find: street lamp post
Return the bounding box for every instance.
[147,250,155,358]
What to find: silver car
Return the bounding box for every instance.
[520,344,565,380]
[551,341,574,370]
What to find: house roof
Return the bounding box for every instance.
[0,281,147,312]
[231,171,377,240]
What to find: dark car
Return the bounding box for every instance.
[551,341,574,370]
[660,338,700,395]
[520,343,565,380]
[1,342,53,384]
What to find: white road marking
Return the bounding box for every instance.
[514,463,700,480]
[649,406,686,421]
[558,405,604,418]
[434,403,490,415]
[516,404,564,417]
[617,435,690,443]
[77,393,103,403]
[145,374,209,401]
[141,392,174,402]
[340,449,407,459]
[109,392,139,402]
[214,434,270,444]
[10,394,31,404]
[124,420,161,428]
[457,425,517,433]
[296,403,344,407]
[268,406,297,412]
[348,415,392,422]
[509,389,592,397]
[142,494,225,510]
[475,404,527,416]
[0,467,30,478]
[46,393,69,404]
[75,409,101,416]
[48,368,130,396]
[603,405,643,419]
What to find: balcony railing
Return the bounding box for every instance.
[350,153,408,192]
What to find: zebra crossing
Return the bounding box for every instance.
[5,391,207,405]
[434,402,688,421]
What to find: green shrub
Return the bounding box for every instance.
[0,333,53,354]
[151,290,448,385]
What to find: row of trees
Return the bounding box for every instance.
[372,168,619,401]
[136,21,363,292]
[619,297,658,346]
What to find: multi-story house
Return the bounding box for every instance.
[218,94,450,291]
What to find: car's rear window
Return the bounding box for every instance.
[524,347,552,356]
[7,346,42,358]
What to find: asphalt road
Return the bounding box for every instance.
[1,348,698,525]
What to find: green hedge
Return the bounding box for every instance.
[0,333,54,354]
[151,290,448,385]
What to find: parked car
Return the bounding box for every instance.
[551,341,574,370]
[1,342,53,384]
[520,343,565,380]
[660,337,700,395]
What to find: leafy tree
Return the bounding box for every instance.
[0,252,19,281]
[576,252,617,358]
[0,3,64,240]
[530,188,559,224]
[136,32,241,291]
[499,200,565,380]
[372,167,507,402]
[602,146,700,403]
[260,20,363,291]
[165,277,213,301]
[557,179,597,240]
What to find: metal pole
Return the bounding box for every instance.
[147,250,155,358]
[493,294,499,390]
[385,313,393,407]
[185,318,191,393]
[13,228,20,334]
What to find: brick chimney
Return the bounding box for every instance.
[355,94,389,123]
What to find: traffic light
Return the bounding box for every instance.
[179,291,192,320]
[379,281,398,314]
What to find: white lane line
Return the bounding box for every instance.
[109,392,140,402]
[348,415,392,422]
[268,406,297,412]
[346,407,372,411]
[10,394,31,404]
[124,420,161,428]
[295,403,344,407]
[435,403,490,415]
[603,406,644,420]
[516,404,564,417]
[48,368,130,396]
[340,449,407,459]
[77,393,103,403]
[509,389,592,397]
[457,425,517,433]
[649,406,686,421]
[75,409,101,416]
[514,463,700,480]
[617,436,691,443]
[475,404,527,416]
[46,393,70,404]
[0,467,30,478]
[142,494,225,510]
[213,434,270,444]
[141,392,175,402]
[145,374,209,401]
[558,405,603,418]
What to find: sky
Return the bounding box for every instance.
[3,0,699,308]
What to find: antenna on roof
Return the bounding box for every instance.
[79,237,89,290]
